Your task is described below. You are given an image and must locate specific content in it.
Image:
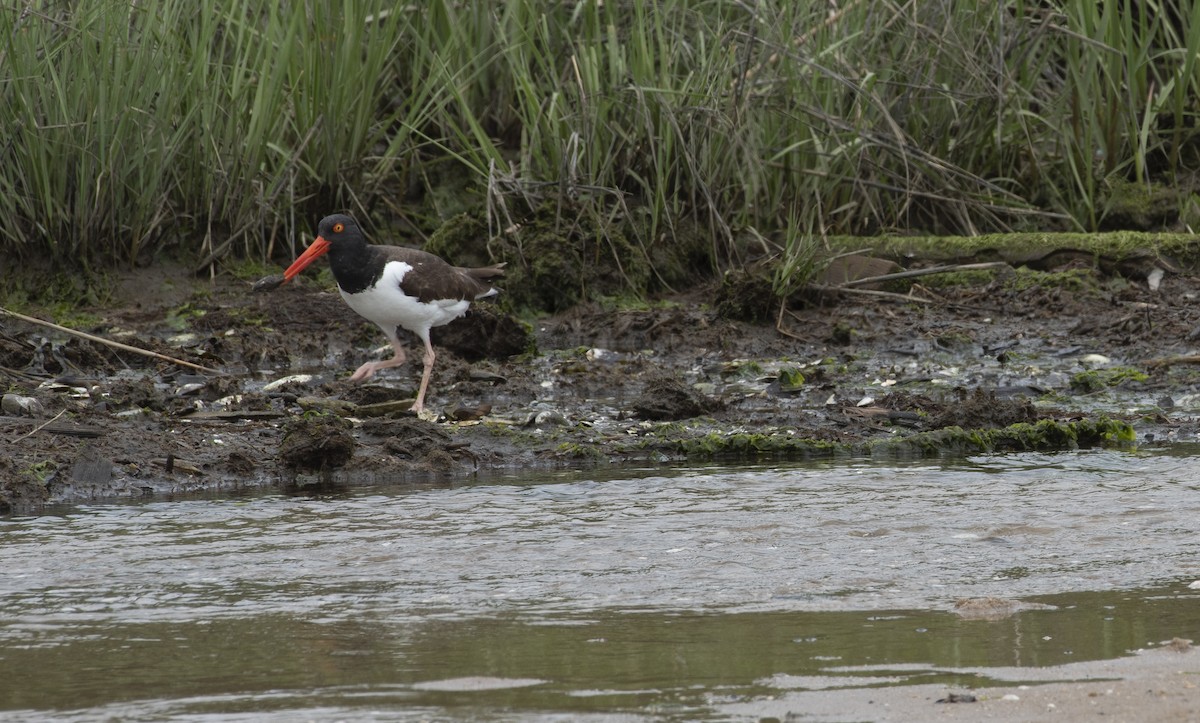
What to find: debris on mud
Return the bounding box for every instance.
[952,597,1057,621]
[251,274,285,293]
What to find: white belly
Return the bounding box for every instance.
[339,261,470,339]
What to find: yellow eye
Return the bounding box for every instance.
[333,222,344,233]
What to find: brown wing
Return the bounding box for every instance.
[376,245,504,303]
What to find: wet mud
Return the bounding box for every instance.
[2,250,1198,511]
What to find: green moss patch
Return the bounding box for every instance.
[827,231,1200,266]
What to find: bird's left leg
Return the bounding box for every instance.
[349,331,408,382]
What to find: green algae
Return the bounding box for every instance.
[1004,267,1099,294]
[619,416,1136,463]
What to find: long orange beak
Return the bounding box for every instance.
[282,236,331,282]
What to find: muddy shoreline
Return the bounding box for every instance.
[2,248,1198,512]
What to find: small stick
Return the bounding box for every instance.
[0,306,223,375]
[12,409,65,443]
[810,284,935,304]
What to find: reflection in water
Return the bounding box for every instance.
[1,448,1198,720]
[2,590,1198,720]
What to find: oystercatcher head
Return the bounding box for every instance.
[283,214,504,414]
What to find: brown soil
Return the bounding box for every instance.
[2,253,1198,511]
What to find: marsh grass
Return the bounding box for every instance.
[2,0,1199,300]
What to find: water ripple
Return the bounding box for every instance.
[1,449,1197,628]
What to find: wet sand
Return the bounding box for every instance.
[724,645,1200,722]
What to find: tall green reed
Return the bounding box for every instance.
[1,0,1198,296]
[0,0,408,264]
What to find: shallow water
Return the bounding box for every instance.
[2,447,1199,720]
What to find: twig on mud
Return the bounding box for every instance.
[840,261,1010,288]
[1145,355,1200,369]
[1,415,105,438]
[809,284,997,313]
[0,306,224,375]
[811,284,936,304]
[775,300,806,341]
[12,409,65,442]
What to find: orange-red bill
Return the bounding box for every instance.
[282,236,331,282]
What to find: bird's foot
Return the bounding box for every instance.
[348,357,406,383]
[348,363,378,383]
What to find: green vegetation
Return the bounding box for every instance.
[777,368,806,392]
[21,461,56,486]
[5,0,1200,300]
[1070,367,1151,393]
[165,304,206,332]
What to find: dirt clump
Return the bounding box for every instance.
[876,389,1040,431]
[929,388,1039,429]
[279,414,356,473]
[431,306,532,360]
[366,417,453,460]
[714,268,776,322]
[632,373,722,421]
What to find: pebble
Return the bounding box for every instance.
[2,393,44,417]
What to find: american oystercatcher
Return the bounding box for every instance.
[282,214,504,414]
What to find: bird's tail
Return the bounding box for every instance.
[465,262,505,299]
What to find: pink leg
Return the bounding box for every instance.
[411,334,437,413]
[349,335,407,382]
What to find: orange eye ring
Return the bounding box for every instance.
[333,222,345,233]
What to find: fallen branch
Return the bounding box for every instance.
[0,306,223,375]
